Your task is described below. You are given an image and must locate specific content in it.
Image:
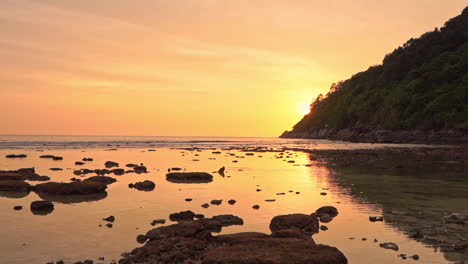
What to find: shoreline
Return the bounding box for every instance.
[280,128,468,144]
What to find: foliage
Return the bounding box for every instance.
[292,7,468,133]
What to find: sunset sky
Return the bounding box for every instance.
[1,0,466,137]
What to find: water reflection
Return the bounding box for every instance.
[36,192,108,204]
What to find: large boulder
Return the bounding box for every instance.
[33,181,107,195]
[269,214,319,235]
[202,238,347,264]
[166,172,213,183]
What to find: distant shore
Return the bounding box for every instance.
[280,128,468,144]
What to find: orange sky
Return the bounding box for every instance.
[1,0,466,137]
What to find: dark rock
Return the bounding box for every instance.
[319,214,333,223]
[379,242,399,251]
[84,176,116,185]
[194,214,205,219]
[106,223,113,228]
[33,181,107,195]
[75,161,85,165]
[211,215,244,227]
[320,225,329,231]
[40,155,55,159]
[134,166,148,174]
[13,205,22,210]
[52,156,63,160]
[252,205,260,210]
[112,169,125,175]
[316,206,339,217]
[170,210,196,222]
[166,172,213,183]
[0,180,32,192]
[369,216,384,222]
[30,200,54,215]
[269,214,319,235]
[133,180,155,191]
[136,234,148,244]
[103,216,115,222]
[126,163,138,168]
[82,158,93,162]
[201,203,210,208]
[151,219,166,226]
[6,154,27,158]
[271,229,310,239]
[49,168,63,171]
[228,199,236,205]
[210,199,222,205]
[185,198,193,202]
[105,161,119,168]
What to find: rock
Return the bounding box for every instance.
[320,192,327,195]
[218,167,225,176]
[0,180,32,192]
[0,168,49,182]
[105,161,119,168]
[146,221,220,241]
[320,225,329,231]
[316,206,339,217]
[126,163,138,168]
[133,180,156,191]
[228,199,236,205]
[134,166,148,174]
[52,156,63,160]
[319,214,333,223]
[103,216,115,222]
[202,238,347,264]
[49,168,63,171]
[13,205,22,210]
[30,200,54,214]
[369,216,384,222]
[33,181,107,195]
[194,214,205,219]
[166,172,213,183]
[265,199,276,202]
[82,158,93,162]
[106,223,113,228]
[379,242,399,251]
[271,229,310,239]
[5,154,27,158]
[40,155,55,159]
[170,211,196,222]
[185,198,193,202]
[252,205,260,210]
[201,203,210,208]
[210,199,222,205]
[151,219,166,226]
[84,176,117,185]
[211,215,244,226]
[136,235,148,244]
[269,214,319,235]
[112,169,125,175]
[75,161,85,165]
[410,255,419,260]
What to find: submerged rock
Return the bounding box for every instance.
[166,172,213,183]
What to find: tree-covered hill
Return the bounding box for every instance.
[281,7,468,143]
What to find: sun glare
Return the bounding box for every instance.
[299,103,311,115]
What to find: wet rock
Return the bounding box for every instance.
[126,163,138,168]
[369,216,384,222]
[320,192,327,195]
[13,205,22,210]
[82,158,93,162]
[133,180,156,191]
[170,210,196,222]
[319,214,333,223]
[106,223,113,228]
[103,216,115,222]
[185,198,193,202]
[151,219,166,226]
[49,168,63,171]
[252,205,260,210]
[134,166,148,174]
[0,168,49,182]
[379,242,399,251]
[136,234,148,244]
[210,200,222,205]
[166,172,213,183]
[0,180,32,192]
[52,156,63,160]
[201,203,210,208]
[84,176,117,185]
[170,167,183,171]
[211,215,244,227]
[194,214,205,219]
[316,206,339,217]
[30,200,54,215]
[320,225,329,231]
[112,169,125,175]
[269,214,319,235]
[105,161,119,168]
[271,229,310,239]
[33,181,107,195]
[218,167,225,177]
[203,238,347,264]
[228,199,236,205]
[40,155,55,159]
[411,255,419,260]
[75,161,85,166]
[6,154,27,158]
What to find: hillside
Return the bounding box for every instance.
[281,7,468,143]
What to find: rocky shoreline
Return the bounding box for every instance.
[280,128,468,144]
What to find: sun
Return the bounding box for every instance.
[299,103,311,115]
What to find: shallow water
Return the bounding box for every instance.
[0,138,455,264]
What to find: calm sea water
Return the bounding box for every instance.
[0,136,455,264]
